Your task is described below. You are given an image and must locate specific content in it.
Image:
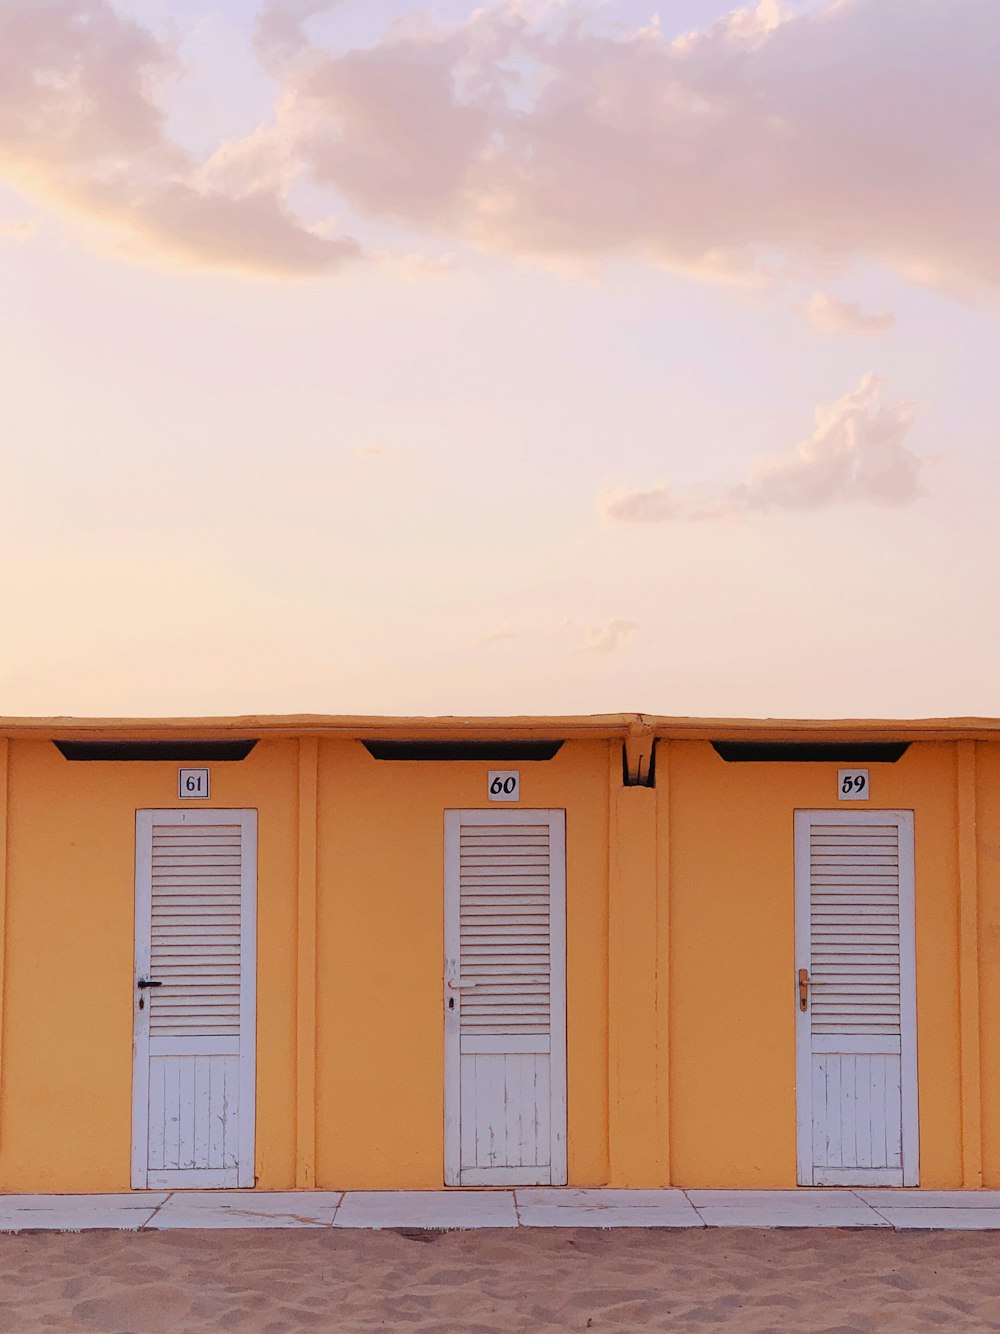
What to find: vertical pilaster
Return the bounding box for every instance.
[656,742,670,1183]
[957,740,983,1187]
[296,736,319,1188]
[607,744,668,1185]
[0,738,7,1150]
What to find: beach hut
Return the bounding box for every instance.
[0,714,995,1193]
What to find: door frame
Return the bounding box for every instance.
[131,808,258,1189]
[794,808,918,1186]
[443,808,567,1187]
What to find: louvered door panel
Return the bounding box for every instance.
[132,810,257,1190]
[445,810,567,1187]
[459,822,551,1039]
[795,810,917,1187]
[150,823,243,1037]
[809,823,901,1039]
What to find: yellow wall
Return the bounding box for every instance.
[977,743,1000,1187]
[0,739,299,1192]
[313,739,611,1188]
[0,729,994,1191]
[0,736,616,1191]
[664,740,964,1188]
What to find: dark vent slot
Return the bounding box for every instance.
[712,741,910,763]
[54,740,258,761]
[622,740,656,788]
[363,740,564,762]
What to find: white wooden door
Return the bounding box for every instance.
[132,809,257,1189]
[444,810,567,1186]
[795,810,918,1186]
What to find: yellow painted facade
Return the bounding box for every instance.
[0,714,998,1192]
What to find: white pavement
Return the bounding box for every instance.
[3,1188,1000,1232]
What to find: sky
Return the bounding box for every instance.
[0,0,998,719]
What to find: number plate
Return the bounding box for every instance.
[838,768,869,801]
[488,770,520,801]
[178,767,210,799]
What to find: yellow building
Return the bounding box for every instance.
[0,712,996,1194]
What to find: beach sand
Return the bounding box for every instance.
[0,1227,998,1333]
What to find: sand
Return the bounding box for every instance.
[0,1227,998,1333]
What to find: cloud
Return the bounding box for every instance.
[0,0,358,276]
[356,443,382,459]
[371,249,457,281]
[7,0,997,293]
[255,0,340,69]
[602,375,924,522]
[477,618,521,646]
[575,620,639,655]
[600,485,681,525]
[478,616,638,652]
[0,217,41,241]
[806,292,896,337]
[266,0,1000,292]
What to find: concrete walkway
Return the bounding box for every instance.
[2,1188,1000,1232]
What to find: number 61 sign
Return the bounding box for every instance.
[838,769,869,801]
[178,767,210,799]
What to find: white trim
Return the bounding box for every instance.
[897,811,919,1186]
[149,1037,240,1057]
[131,811,154,1190]
[811,1035,900,1055]
[801,811,911,824]
[443,811,461,1186]
[237,809,258,1188]
[816,1167,904,1187]
[794,808,918,1188]
[443,809,568,1188]
[148,1169,239,1189]
[461,1036,550,1054]
[458,1166,552,1186]
[131,808,257,1192]
[793,810,813,1186]
[548,811,568,1186]
[136,808,242,826]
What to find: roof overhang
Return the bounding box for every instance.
[0,713,998,743]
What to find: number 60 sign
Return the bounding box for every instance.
[488,771,520,801]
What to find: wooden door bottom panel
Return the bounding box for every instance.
[459,1167,552,1186]
[147,1168,240,1188]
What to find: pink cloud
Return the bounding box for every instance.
[600,485,681,524]
[268,0,1000,292]
[575,620,639,655]
[255,0,340,68]
[806,292,896,337]
[0,0,358,276]
[477,618,521,646]
[5,0,996,292]
[0,217,41,241]
[602,375,925,522]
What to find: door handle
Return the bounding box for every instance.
[137,979,163,989]
[446,979,478,1012]
[798,968,809,1011]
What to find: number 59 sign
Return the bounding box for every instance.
[838,769,869,801]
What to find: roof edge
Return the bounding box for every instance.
[0,713,999,743]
